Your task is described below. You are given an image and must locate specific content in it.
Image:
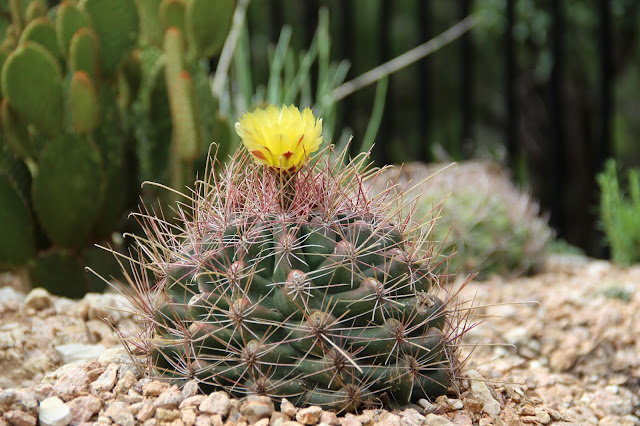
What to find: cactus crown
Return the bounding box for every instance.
[117,108,472,412]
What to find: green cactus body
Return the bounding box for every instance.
[1,41,64,136]
[185,0,234,58]
[32,132,105,248]
[123,147,465,412]
[69,27,100,80]
[80,0,139,77]
[69,70,100,134]
[19,17,62,62]
[56,1,89,58]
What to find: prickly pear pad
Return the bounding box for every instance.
[117,139,472,412]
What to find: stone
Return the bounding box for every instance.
[143,380,170,397]
[296,406,322,425]
[280,398,297,418]
[467,370,501,418]
[104,401,135,426]
[66,395,102,423]
[199,392,231,417]
[240,395,274,424]
[0,389,39,415]
[114,370,138,395]
[0,286,26,303]
[4,410,37,426]
[53,367,90,401]
[423,413,454,425]
[155,408,180,422]
[399,408,426,426]
[136,401,156,422]
[23,288,52,311]
[374,412,401,426]
[253,419,270,426]
[90,363,119,393]
[155,389,185,409]
[181,380,199,398]
[180,395,205,409]
[39,396,71,426]
[181,407,197,426]
[338,415,362,426]
[98,347,131,365]
[54,343,107,365]
[318,410,340,426]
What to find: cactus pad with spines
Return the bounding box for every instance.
[120,145,469,412]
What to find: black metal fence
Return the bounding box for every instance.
[247,0,639,257]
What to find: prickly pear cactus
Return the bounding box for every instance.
[118,106,470,411]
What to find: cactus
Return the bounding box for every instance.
[372,162,553,279]
[0,0,141,296]
[115,106,470,411]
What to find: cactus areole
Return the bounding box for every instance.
[120,105,468,412]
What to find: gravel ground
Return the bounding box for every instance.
[0,254,639,425]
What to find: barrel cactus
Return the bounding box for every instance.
[118,105,470,412]
[372,162,553,279]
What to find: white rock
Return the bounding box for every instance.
[467,370,501,419]
[98,346,131,365]
[23,288,52,310]
[0,286,26,303]
[424,413,454,425]
[54,343,106,364]
[39,396,71,426]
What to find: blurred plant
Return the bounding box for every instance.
[597,159,640,266]
[371,161,553,279]
[0,0,236,297]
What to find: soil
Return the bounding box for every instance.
[0,254,639,425]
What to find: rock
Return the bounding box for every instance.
[296,406,322,425]
[114,369,138,395]
[181,407,197,425]
[82,293,132,322]
[143,380,170,397]
[374,412,401,426]
[4,410,37,426]
[181,380,199,398]
[53,367,89,401]
[423,413,454,425]
[66,395,102,423]
[199,392,231,417]
[54,343,106,364]
[240,395,274,424]
[104,400,135,426]
[23,288,52,311]
[90,363,119,393]
[398,408,426,426]
[467,370,501,418]
[136,400,156,422]
[154,388,184,409]
[0,286,26,303]
[155,407,180,422]
[39,396,71,426]
[280,398,297,418]
[180,395,205,409]
[0,389,39,415]
[339,414,362,426]
[97,347,131,365]
[318,410,340,426]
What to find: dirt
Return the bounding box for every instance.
[0,254,639,425]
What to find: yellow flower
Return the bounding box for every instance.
[235,105,323,174]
